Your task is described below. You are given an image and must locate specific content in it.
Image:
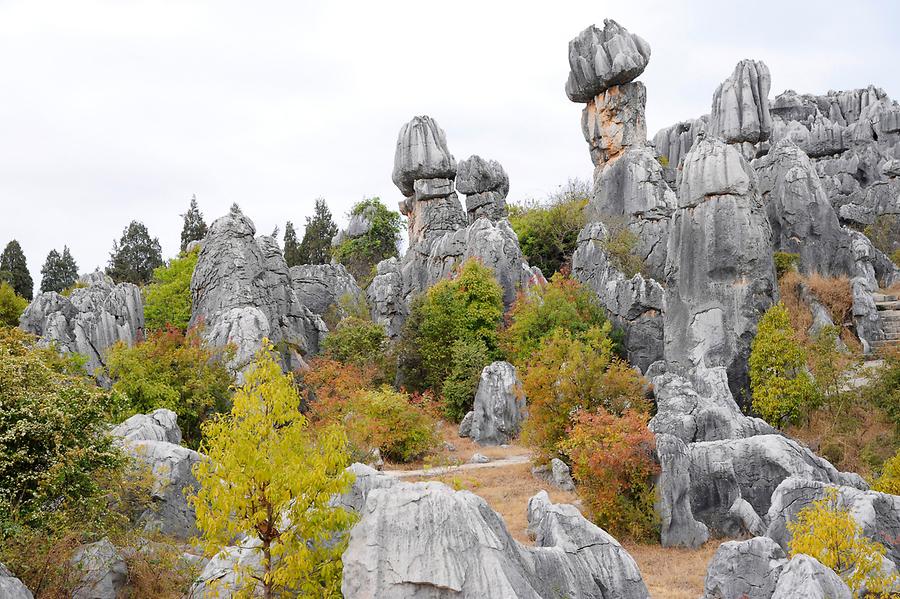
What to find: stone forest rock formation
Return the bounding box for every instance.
[459,360,526,446]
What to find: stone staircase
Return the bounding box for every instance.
[873,291,900,353]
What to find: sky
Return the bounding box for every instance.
[1,0,899,288]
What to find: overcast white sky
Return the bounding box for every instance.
[1,0,898,287]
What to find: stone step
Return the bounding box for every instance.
[879,310,900,321]
[873,293,898,303]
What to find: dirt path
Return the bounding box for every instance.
[384,454,532,478]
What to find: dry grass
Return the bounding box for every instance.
[779,271,814,333]
[623,541,719,599]
[806,273,853,325]
[779,271,861,350]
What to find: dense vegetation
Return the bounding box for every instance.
[0,239,33,300]
[107,220,164,285]
[142,246,200,331]
[332,197,402,284]
[39,246,78,293]
[0,281,28,327]
[179,195,208,253]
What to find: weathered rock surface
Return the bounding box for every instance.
[111,411,200,540]
[332,201,378,247]
[467,361,526,446]
[289,263,363,317]
[701,536,787,599]
[653,117,708,178]
[655,434,709,549]
[765,477,899,565]
[71,538,128,599]
[190,537,263,598]
[572,222,665,373]
[565,20,651,103]
[709,59,773,145]
[366,257,406,338]
[531,458,576,492]
[190,206,327,374]
[582,82,648,169]
[456,155,509,223]
[770,554,851,599]
[664,136,777,400]
[392,115,457,197]
[342,480,650,598]
[0,563,33,599]
[19,271,144,375]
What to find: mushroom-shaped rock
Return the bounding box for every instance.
[565,20,651,103]
[709,59,773,144]
[701,536,787,599]
[467,361,526,445]
[456,155,509,222]
[391,116,457,197]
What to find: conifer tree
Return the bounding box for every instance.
[107,221,164,285]
[0,240,33,300]
[283,221,302,267]
[180,195,208,253]
[40,246,79,293]
[297,198,338,265]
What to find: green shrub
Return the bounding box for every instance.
[774,251,801,278]
[347,387,439,462]
[863,214,899,259]
[321,316,394,383]
[508,180,589,276]
[0,281,28,327]
[599,217,645,277]
[106,327,234,448]
[750,302,819,427]
[501,272,613,366]
[399,258,504,417]
[332,198,402,285]
[892,249,900,267]
[143,246,199,332]
[440,339,489,421]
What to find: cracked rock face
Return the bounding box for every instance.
[710,59,773,145]
[70,538,128,599]
[19,271,144,376]
[110,408,182,445]
[190,206,326,375]
[466,361,526,446]
[664,137,777,400]
[456,155,509,223]
[770,554,851,599]
[289,263,363,317]
[342,480,650,599]
[392,116,457,198]
[565,19,651,103]
[701,536,787,599]
[582,82,648,169]
[652,116,708,185]
[655,434,710,549]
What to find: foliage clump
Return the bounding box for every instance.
[788,488,897,595]
[321,316,392,379]
[107,220,164,285]
[773,251,800,278]
[599,217,644,278]
[40,246,79,293]
[106,326,233,448]
[192,342,355,598]
[0,281,28,327]
[873,450,900,495]
[143,246,199,332]
[293,198,339,266]
[332,197,402,284]
[0,239,33,300]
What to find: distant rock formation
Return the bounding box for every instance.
[189,206,327,375]
[459,361,526,446]
[19,271,144,376]
[709,59,773,149]
[289,263,363,318]
[456,155,510,223]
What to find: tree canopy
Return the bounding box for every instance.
[107,221,164,285]
[297,198,338,266]
[0,240,33,300]
[40,246,79,293]
[180,195,208,253]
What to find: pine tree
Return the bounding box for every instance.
[40,246,79,293]
[283,221,302,267]
[0,240,33,300]
[107,221,164,285]
[297,198,338,265]
[180,195,208,253]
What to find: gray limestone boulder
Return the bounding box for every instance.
[765,477,899,566]
[571,222,665,373]
[882,158,900,177]
[582,82,648,169]
[341,479,650,598]
[701,536,787,599]
[456,155,509,222]
[664,136,777,401]
[710,59,773,144]
[289,263,363,317]
[110,408,181,445]
[391,116,457,197]
[70,538,128,599]
[531,458,576,492]
[770,554,851,599]
[467,361,526,446]
[754,139,854,277]
[19,271,144,376]
[190,537,264,599]
[458,410,474,438]
[655,434,709,549]
[0,564,33,599]
[565,20,651,103]
[332,462,399,513]
[366,258,406,338]
[652,116,708,183]
[190,207,326,374]
[332,202,378,247]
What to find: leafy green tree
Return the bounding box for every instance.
[0,281,28,327]
[143,246,199,331]
[106,326,233,448]
[0,240,33,300]
[283,221,302,267]
[750,302,819,427]
[332,198,401,283]
[440,339,490,421]
[39,246,79,293]
[107,221,164,285]
[297,198,338,266]
[191,342,355,598]
[180,195,208,253]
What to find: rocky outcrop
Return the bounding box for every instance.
[342,480,650,598]
[464,361,526,446]
[770,555,851,599]
[111,409,200,540]
[190,206,326,374]
[765,477,899,566]
[531,458,576,492]
[701,536,787,599]
[71,538,128,599]
[582,83,648,169]
[190,537,263,598]
[571,222,665,373]
[456,155,509,223]
[289,263,363,317]
[392,115,457,198]
[709,59,773,146]
[19,271,144,376]
[0,564,33,599]
[332,201,378,248]
[366,258,406,338]
[652,117,708,181]
[664,136,777,400]
[565,20,651,103]
[655,434,710,549]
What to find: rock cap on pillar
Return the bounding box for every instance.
[391,115,457,197]
[565,19,651,103]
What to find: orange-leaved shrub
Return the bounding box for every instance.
[558,408,658,541]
